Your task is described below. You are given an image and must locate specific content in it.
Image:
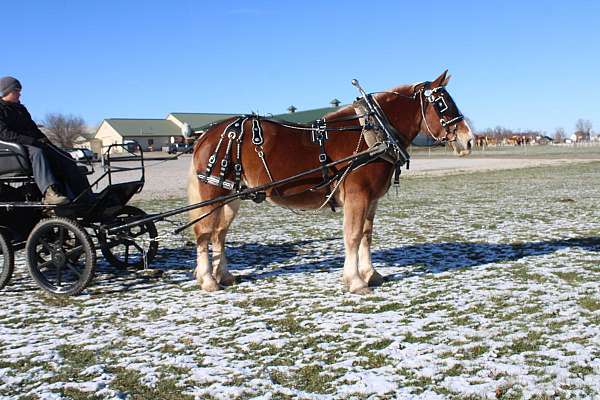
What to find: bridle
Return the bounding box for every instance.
[368,81,464,146]
[416,81,464,144]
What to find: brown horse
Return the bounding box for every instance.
[188,71,474,294]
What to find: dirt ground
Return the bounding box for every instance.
[89,151,600,200]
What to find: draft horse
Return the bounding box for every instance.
[188,71,474,294]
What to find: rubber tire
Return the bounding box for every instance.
[0,230,14,291]
[26,218,95,297]
[99,206,158,269]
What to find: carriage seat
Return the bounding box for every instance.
[0,140,32,177]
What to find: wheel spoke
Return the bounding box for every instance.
[124,244,130,262]
[131,242,145,254]
[65,245,84,259]
[40,239,53,253]
[130,225,150,238]
[56,227,66,247]
[56,262,63,287]
[37,259,53,270]
[64,262,83,278]
[104,235,126,248]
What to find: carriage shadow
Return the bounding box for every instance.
[233,236,600,282]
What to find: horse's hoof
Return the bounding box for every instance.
[202,282,223,292]
[366,271,384,287]
[218,272,236,287]
[198,276,222,292]
[348,281,372,295]
[350,286,373,295]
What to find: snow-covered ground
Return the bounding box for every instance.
[1,161,600,399]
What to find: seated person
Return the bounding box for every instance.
[0,76,91,205]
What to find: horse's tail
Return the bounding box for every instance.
[187,156,203,227]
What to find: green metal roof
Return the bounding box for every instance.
[103,119,181,137]
[168,113,238,130]
[271,106,342,124]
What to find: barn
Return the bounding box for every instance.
[95,113,236,152]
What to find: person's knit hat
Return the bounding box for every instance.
[0,76,22,97]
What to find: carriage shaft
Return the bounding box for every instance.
[104,143,388,235]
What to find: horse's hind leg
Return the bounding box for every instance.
[192,215,221,292]
[342,196,371,294]
[358,201,384,287]
[188,162,222,292]
[211,200,241,286]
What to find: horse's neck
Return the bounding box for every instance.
[375,91,421,147]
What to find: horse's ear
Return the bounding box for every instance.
[442,73,451,86]
[433,70,451,86]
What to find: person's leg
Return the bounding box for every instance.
[24,145,60,195]
[44,147,91,199]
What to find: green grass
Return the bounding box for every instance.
[498,331,544,355]
[269,364,335,394]
[109,367,194,400]
[578,296,600,311]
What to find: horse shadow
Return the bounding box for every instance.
[34,235,594,295]
[229,236,600,282]
[84,238,336,294]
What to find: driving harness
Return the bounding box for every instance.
[195,80,464,209]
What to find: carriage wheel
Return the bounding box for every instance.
[98,206,158,269]
[26,218,95,296]
[0,230,15,291]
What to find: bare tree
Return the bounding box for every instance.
[553,127,565,143]
[42,113,87,148]
[575,118,592,140]
[491,125,513,138]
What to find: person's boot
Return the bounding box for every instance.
[43,185,69,206]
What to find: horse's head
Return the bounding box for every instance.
[416,70,474,156]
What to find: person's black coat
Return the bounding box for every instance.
[0,100,46,145]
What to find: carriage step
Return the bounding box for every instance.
[0,201,51,209]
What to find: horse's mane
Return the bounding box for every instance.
[323,104,355,120]
[323,83,417,121]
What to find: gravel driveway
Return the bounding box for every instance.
[89,152,599,201]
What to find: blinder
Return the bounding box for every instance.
[422,82,464,140]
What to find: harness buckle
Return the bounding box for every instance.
[319,154,327,163]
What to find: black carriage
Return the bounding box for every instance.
[0,140,158,296]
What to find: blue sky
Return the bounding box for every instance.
[2,0,599,134]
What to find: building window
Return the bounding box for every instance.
[148,139,154,146]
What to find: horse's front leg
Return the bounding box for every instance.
[342,197,371,294]
[211,201,240,286]
[358,201,384,287]
[194,229,221,292]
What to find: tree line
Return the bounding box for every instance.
[39,112,596,149]
[476,118,594,143]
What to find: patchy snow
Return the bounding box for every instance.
[1,161,600,399]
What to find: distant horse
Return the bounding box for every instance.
[474,134,489,148]
[188,71,474,294]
